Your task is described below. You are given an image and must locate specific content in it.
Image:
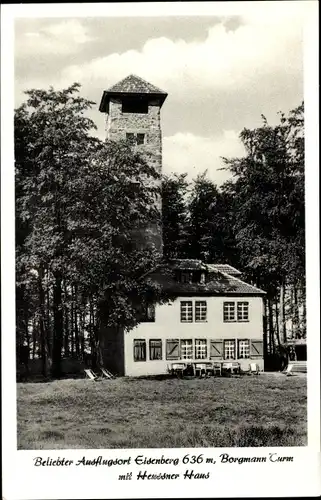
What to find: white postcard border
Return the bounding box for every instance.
[1,2,320,499]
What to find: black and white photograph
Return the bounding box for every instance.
[1,1,320,499]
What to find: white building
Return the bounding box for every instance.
[101,260,266,376]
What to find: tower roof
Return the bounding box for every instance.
[107,74,166,94]
[99,74,167,112]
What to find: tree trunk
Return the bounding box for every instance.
[38,267,51,377]
[274,299,281,347]
[279,281,287,343]
[267,297,275,354]
[301,284,306,338]
[24,311,30,378]
[96,300,105,369]
[52,272,63,378]
[45,268,52,361]
[70,289,74,357]
[293,285,300,338]
[290,286,294,339]
[90,298,98,370]
[63,281,70,357]
[262,298,268,364]
[32,318,36,359]
[74,285,80,358]
[78,301,85,360]
[74,311,80,357]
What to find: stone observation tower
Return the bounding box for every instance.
[99,74,168,253]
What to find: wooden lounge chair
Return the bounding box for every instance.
[222,362,240,375]
[213,362,222,377]
[204,362,215,377]
[249,363,260,375]
[171,363,186,377]
[84,368,99,381]
[100,367,115,379]
[195,363,207,378]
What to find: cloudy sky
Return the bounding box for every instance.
[14,2,307,184]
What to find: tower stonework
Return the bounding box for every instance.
[99,74,167,253]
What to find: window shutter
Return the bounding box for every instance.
[166,339,180,360]
[250,339,264,358]
[210,340,224,359]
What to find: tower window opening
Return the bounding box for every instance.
[126,133,135,144]
[126,133,145,146]
[137,133,145,145]
[122,99,148,114]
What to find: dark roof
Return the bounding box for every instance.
[169,259,207,271]
[145,260,266,296]
[107,74,166,94]
[208,264,242,276]
[99,74,168,112]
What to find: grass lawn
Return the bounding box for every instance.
[17,374,307,449]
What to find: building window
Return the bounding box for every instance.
[195,301,207,322]
[224,340,236,360]
[133,339,146,362]
[180,301,193,322]
[126,132,135,144]
[126,132,145,146]
[238,339,250,359]
[149,339,162,360]
[195,339,207,359]
[181,339,193,359]
[137,133,145,145]
[140,304,155,323]
[223,302,235,322]
[237,302,249,321]
[181,271,192,283]
[122,99,148,114]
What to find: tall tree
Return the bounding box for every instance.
[162,173,189,258]
[15,83,98,377]
[222,102,305,351]
[15,84,165,378]
[188,172,238,264]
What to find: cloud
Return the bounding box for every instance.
[55,8,302,97]
[163,130,246,185]
[16,19,95,57]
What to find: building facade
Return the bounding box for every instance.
[125,299,264,376]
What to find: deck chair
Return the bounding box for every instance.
[283,364,294,376]
[100,367,115,379]
[204,363,215,377]
[195,363,207,378]
[249,363,260,375]
[171,363,186,377]
[84,368,99,381]
[213,362,222,377]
